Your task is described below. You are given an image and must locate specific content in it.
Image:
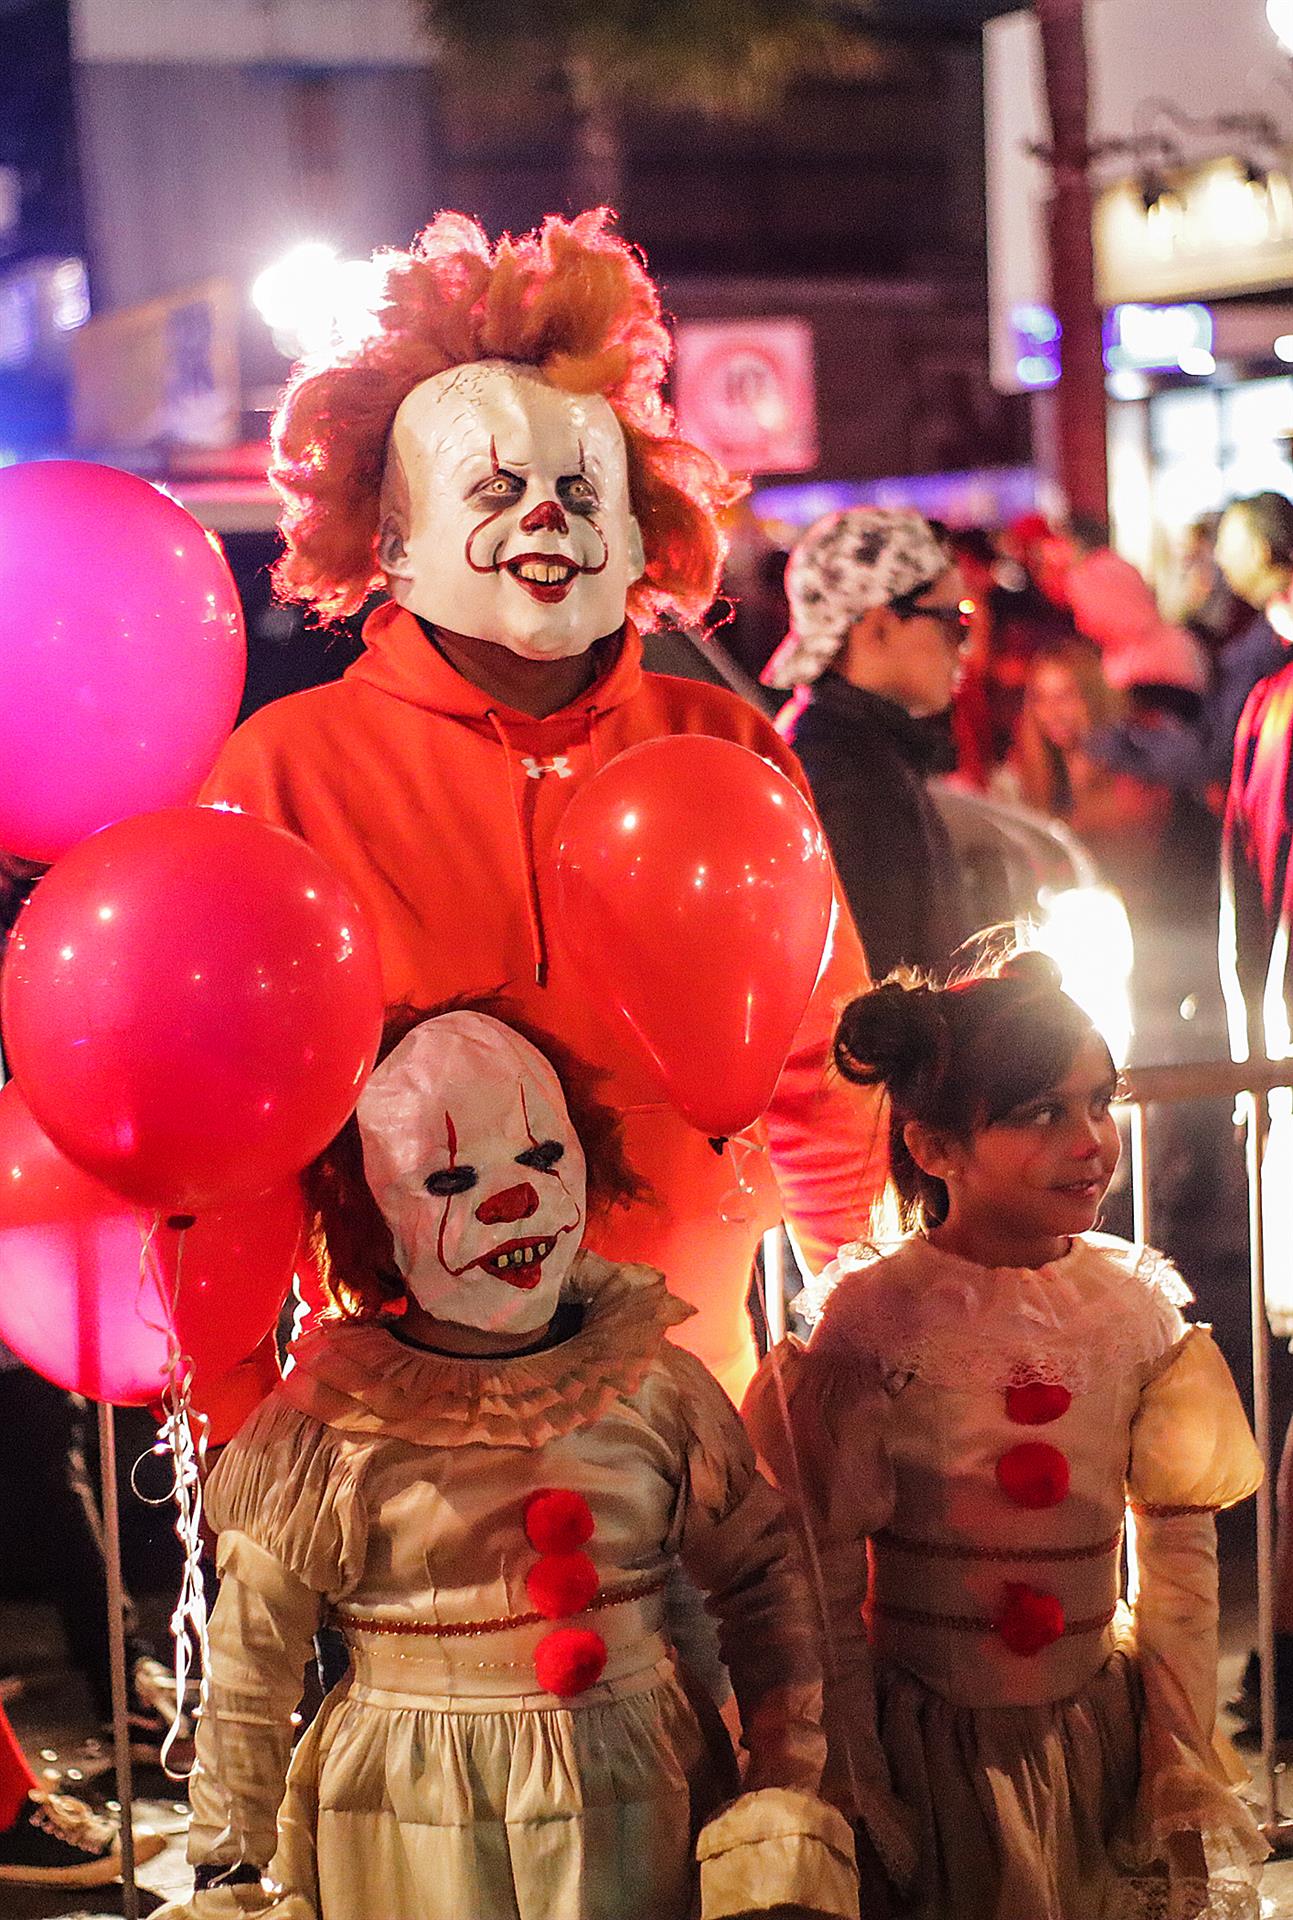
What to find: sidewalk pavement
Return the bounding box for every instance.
[6,1590,1293,1917]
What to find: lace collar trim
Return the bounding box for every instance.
[278,1251,692,1449]
[809,1232,1191,1394]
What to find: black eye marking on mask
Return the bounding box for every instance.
[515,1140,565,1173]
[425,1165,479,1196]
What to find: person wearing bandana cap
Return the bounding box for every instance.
[764,507,974,981]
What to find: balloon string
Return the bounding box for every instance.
[129,1215,212,1784]
[718,1133,764,1226]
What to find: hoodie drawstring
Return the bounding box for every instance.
[485,705,606,989]
[585,706,605,773]
[486,707,549,987]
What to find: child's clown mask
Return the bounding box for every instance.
[356,1012,587,1334]
[379,360,646,661]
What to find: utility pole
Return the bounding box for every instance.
[1033,0,1108,520]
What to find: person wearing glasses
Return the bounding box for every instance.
[762,507,973,980]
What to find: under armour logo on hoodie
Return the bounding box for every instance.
[520,755,574,779]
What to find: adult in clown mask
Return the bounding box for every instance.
[201,210,883,1413]
[160,1009,882,1920]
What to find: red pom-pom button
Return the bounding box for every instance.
[524,1488,595,1554]
[995,1441,1070,1509]
[525,1550,600,1621]
[534,1627,607,1697]
[1005,1379,1072,1425]
[994,1583,1065,1656]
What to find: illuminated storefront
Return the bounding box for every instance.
[1095,160,1293,578]
[985,0,1293,581]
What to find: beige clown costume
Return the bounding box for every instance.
[745,1231,1267,1920]
[165,1013,860,1920]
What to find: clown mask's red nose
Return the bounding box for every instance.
[519,500,569,535]
[475,1181,540,1225]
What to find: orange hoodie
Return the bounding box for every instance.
[201,605,884,1403]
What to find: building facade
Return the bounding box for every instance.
[986,0,1293,578]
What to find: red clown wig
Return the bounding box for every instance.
[270,208,744,627]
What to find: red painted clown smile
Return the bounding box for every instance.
[503,553,580,603]
[475,1236,557,1287]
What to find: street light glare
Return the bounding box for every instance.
[252,241,384,360]
[1269,0,1293,54]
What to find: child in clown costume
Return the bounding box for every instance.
[158,1008,873,1920]
[745,954,1266,1920]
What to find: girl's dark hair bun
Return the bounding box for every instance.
[996,948,1064,993]
[834,951,1096,1233]
[834,973,945,1097]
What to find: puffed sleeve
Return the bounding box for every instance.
[650,1346,857,1920]
[187,1397,369,1874]
[204,1394,370,1595]
[744,1338,915,1893]
[1125,1327,1266,1884]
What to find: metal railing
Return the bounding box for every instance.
[1122,1056,1293,1844]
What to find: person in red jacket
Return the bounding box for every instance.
[202,210,884,1412]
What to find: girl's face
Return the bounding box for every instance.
[930,1029,1119,1270]
[1029,661,1089,751]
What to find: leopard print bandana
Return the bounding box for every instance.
[762,507,951,689]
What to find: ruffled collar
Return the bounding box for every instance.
[808,1231,1191,1395]
[277,1251,693,1449]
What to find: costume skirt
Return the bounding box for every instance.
[270,1655,706,1920]
[876,1641,1259,1920]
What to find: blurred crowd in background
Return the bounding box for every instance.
[727,494,1291,936]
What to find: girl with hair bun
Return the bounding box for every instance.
[745,953,1266,1919]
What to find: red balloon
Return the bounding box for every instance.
[552,737,834,1138]
[1,806,384,1212]
[0,1082,303,1405]
[0,461,246,862]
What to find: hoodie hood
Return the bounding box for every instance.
[343,602,647,986]
[1066,550,1205,693]
[345,601,645,738]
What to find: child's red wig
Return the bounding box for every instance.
[270,208,744,628]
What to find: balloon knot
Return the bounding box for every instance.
[708,1137,728,1155]
[166,1213,198,1232]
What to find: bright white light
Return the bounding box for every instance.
[1177,347,1217,377]
[1275,335,1293,363]
[1270,0,1293,55]
[1107,302,1212,374]
[50,258,90,333]
[1023,885,1135,1067]
[251,242,385,361]
[1106,368,1151,402]
[1016,353,1060,389]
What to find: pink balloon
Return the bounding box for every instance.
[0,461,246,862]
[552,736,834,1138]
[1,806,385,1213]
[0,1081,303,1406]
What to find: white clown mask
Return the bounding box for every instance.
[356,1012,587,1335]
[378,360,646,661]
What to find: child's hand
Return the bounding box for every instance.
[153,1889,313,1919]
